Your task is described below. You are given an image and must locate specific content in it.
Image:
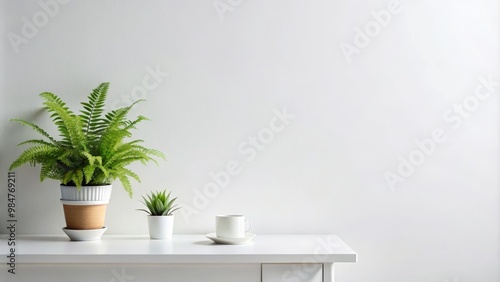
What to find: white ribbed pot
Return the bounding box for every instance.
[60,184,112,201]
[147,215,174,239]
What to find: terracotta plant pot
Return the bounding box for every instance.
[62,201,108,230]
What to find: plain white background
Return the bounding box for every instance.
[0,0,498,281]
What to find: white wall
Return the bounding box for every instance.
[1,0,498,281]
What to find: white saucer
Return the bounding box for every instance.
[205,233,256,245]
[62,227,107,241]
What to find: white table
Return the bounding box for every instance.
[1,234,357,282]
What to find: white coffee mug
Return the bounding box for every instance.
[215,215,251,238]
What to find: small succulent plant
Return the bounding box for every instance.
[138,190,180,216]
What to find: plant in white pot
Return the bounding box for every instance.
[138,190,180,239]
[9,82,165,240]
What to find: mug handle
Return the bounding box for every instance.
[245,218,252,232]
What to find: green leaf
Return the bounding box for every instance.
[136,209,151,215]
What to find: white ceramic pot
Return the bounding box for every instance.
[147,215,174,239]
[60,185,112,201]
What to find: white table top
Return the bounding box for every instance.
[1,234,357,264]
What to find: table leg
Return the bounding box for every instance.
[323,263,334,282]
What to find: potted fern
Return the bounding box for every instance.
[9,82,165,240]
[138,190,180,239]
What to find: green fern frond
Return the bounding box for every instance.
[41,92,85,149]
[102,141,156,169]
[120,167,141,183]
[57,150,80,167]
[99,130,131,159]
[117,173,133,198]
[123,115,149,131]
[9,145,59,170]
[18,139,58,148]
[40,92,74,116]
[143,148,166,161]
[82,151,102,166]
[104,100,144,133]
[63,169,85,189]
[80,82,109,136]
[83,165,96,184]
[10,119,59,145]
[40,158,64,182]
[95,164,110,180]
